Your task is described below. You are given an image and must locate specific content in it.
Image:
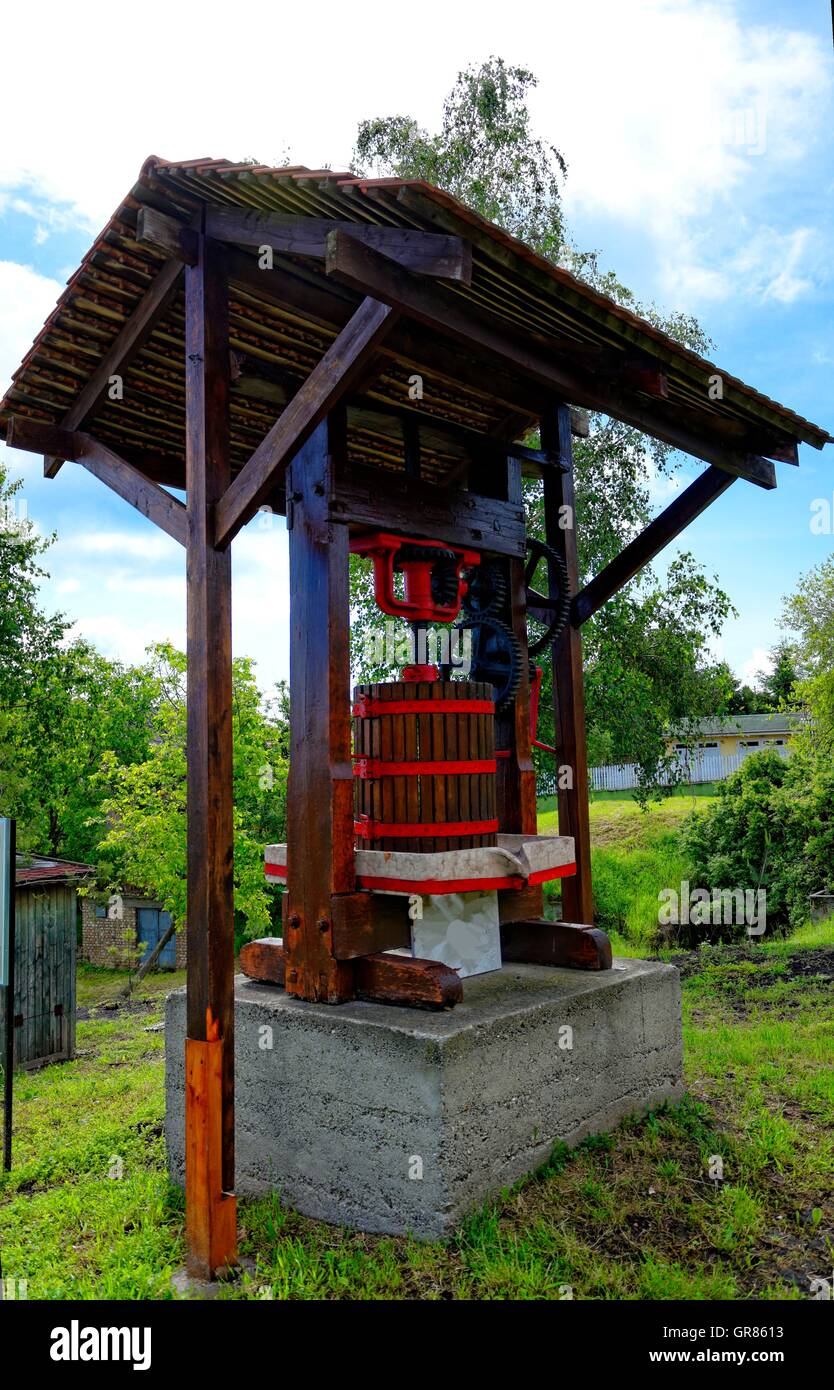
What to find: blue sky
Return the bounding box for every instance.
[1,0,831,692]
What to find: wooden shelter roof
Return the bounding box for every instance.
[0,156,829,492]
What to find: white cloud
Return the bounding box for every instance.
[0,2,827,326]
[34,516,292,690]
[741,646,772,688]
[645,462,686,508]
[69,613,185,668]
[0,259,63,399]
[65,530,181,561]
[667,224,820,307]
[542,3,830,235]
[0,2,820,232]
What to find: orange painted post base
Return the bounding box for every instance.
[185,1036,237,1279]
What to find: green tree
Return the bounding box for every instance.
[757,638,800,710]
[96,644,288,946]
[352,57,733,794]
[5,640,157,858]
[781,556,834,755]
[0,461,68,702]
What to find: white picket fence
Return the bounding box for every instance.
[586,743,790,793]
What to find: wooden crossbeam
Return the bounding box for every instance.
[206,206,472,282]
[136,206,199,265]
[226,250,592,443]
[43,257,184,478]
[239,937,462,1009]
[214,297,397,547]
[6,416,186,546]
[328,460,527,557]
[234,366,562,474]
[500,920,612,970]
[572,465,737,627]
[324,230,778,489]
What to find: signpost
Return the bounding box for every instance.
[1,816,15,1170]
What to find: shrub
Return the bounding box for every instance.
[679,749,834,937]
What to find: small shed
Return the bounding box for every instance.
[81,892,185,970]
[0,855,89,1067]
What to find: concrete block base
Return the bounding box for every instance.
[165,958,683,1239]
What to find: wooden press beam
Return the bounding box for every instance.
[239,937,462,1010]
[572,465,737,627]
[214,297,398,547]
[541,406,593,924]
[324,230,778,490]
[329,460,527,557]
[43,257,184,478]
[5,417,186,547]
[183,228,236,1278]
[501,920,612,970]
[204,205,472,282]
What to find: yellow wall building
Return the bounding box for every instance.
[668,713,796,758]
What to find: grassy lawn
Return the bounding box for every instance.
[539,788,719,948]
[2,924,832,1300]
[538,784,719,848]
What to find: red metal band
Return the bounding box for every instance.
[354,873,526,894]
[264,862,577,890]
[353,757,497,779]
[352,696,494,718]
[354,815,499,840]
[527,863,576,884]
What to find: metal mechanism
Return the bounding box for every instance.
[350,531,480,624]
[456,615,523,713]
[524,536,572,655]
[461,558,507,619]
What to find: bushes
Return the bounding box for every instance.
[680,749,834,936]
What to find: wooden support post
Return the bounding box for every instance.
[285,414,356,1003]
[184,227,236,1279]
[541,407,593,923]
[479,456,537,835]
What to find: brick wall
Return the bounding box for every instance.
[81,898,186,970]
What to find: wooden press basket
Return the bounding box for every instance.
[352,680,497,852]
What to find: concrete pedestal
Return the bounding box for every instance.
[165,959,683,1239]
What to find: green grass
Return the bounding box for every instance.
[538,789,716,947]
[77,962,187,1011]
[538,786,717,847]
[2,928,832,1300]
